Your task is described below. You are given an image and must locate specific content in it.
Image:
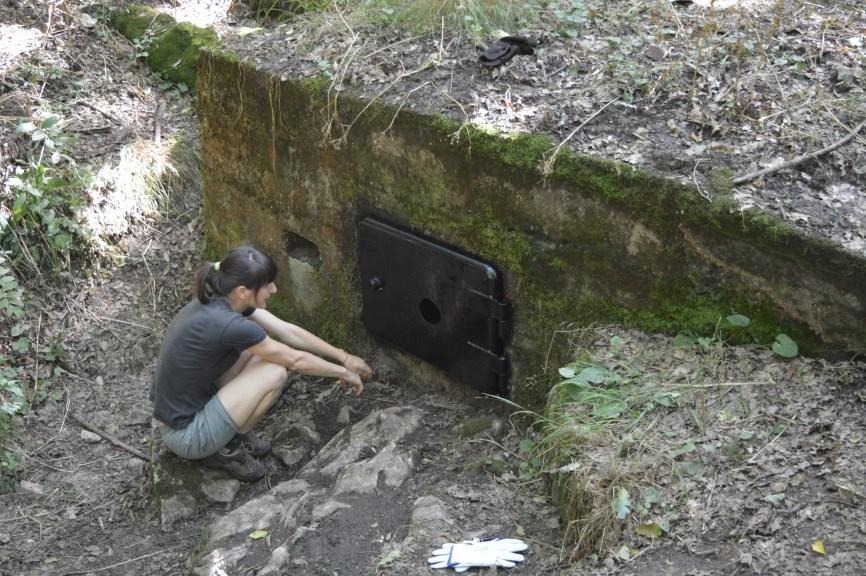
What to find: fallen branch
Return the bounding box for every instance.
[732,120,865,185]
[65,546,182,575]
[75,100,122,124]
[71,412,151,462]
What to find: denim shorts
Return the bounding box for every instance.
[160,395,239,459]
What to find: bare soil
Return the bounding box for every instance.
[0,1,864,575]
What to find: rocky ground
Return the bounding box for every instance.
[0,1,865,575]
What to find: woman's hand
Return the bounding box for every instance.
[343,354,373,381]
[338,370,364,396]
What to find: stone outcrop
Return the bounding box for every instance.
[191,407,425,575]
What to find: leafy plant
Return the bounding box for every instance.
[0,441,23,493]
[611,486,630,520]
[0,256,24,322]
[15,114,72,165]
[0,354,25,493]
[518,437,541,480]
[130,27,159,62]
[3,115,90,277]
[771,333,798,358]
[553,0,587,38]
[2,161,90,276]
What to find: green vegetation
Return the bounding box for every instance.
[3,163,89,277]
[358,0,538,40]
[111,6,218,89]
[531,321,800,560]
[3,114,91,275]
[254,0,540,41]
[1,109,91,490]
[249,0,331,20]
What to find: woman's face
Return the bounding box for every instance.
[252,281,277,309]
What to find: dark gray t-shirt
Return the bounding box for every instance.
[152,298,267,429]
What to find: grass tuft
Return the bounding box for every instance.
[536,325,732,560]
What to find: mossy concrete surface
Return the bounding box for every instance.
[111,5,217,88]
[196,50,866,407]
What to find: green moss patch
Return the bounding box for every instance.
[149,23,218,88]
[111,5,218,89]
[110,5,174,40]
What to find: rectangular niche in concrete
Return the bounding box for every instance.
[358,216,510,395]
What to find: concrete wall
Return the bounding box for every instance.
[197,50,866,405]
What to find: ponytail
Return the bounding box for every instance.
[193,246,277,304]
[194,262,221,304]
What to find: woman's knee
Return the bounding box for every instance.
[253,359,288,390]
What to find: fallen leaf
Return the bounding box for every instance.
[248,530,268,540]
[612,487,631,520]
[811,539,826,555]
[764,493,786,504]
[671,439,697,457]
[377,549,401,567]
[635,522,663,539]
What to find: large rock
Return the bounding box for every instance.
[332,442,415,495]
[150,435,243,530]
[191,407,424,575]
[302,406,424,477]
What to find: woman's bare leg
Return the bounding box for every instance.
[217,355,287,433]
[237,386,282,433]
[215,350,255,389]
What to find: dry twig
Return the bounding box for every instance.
[732,120,865,185]
[542,97,620,177]
[154,99,166,145]
[71,412,151,462]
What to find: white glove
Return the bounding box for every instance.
[428,538,527,571]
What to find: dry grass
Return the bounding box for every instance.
[301,0,538,42]
[537,326,736,561]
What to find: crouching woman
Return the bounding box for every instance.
[151,245,372,481]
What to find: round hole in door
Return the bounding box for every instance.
[419,298,441,324]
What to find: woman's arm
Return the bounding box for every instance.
[250,309,373,379]
[246,336,363,394]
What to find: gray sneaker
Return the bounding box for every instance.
[239,431,271,457]
[227,431,272,457]
[199,447,266,482]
